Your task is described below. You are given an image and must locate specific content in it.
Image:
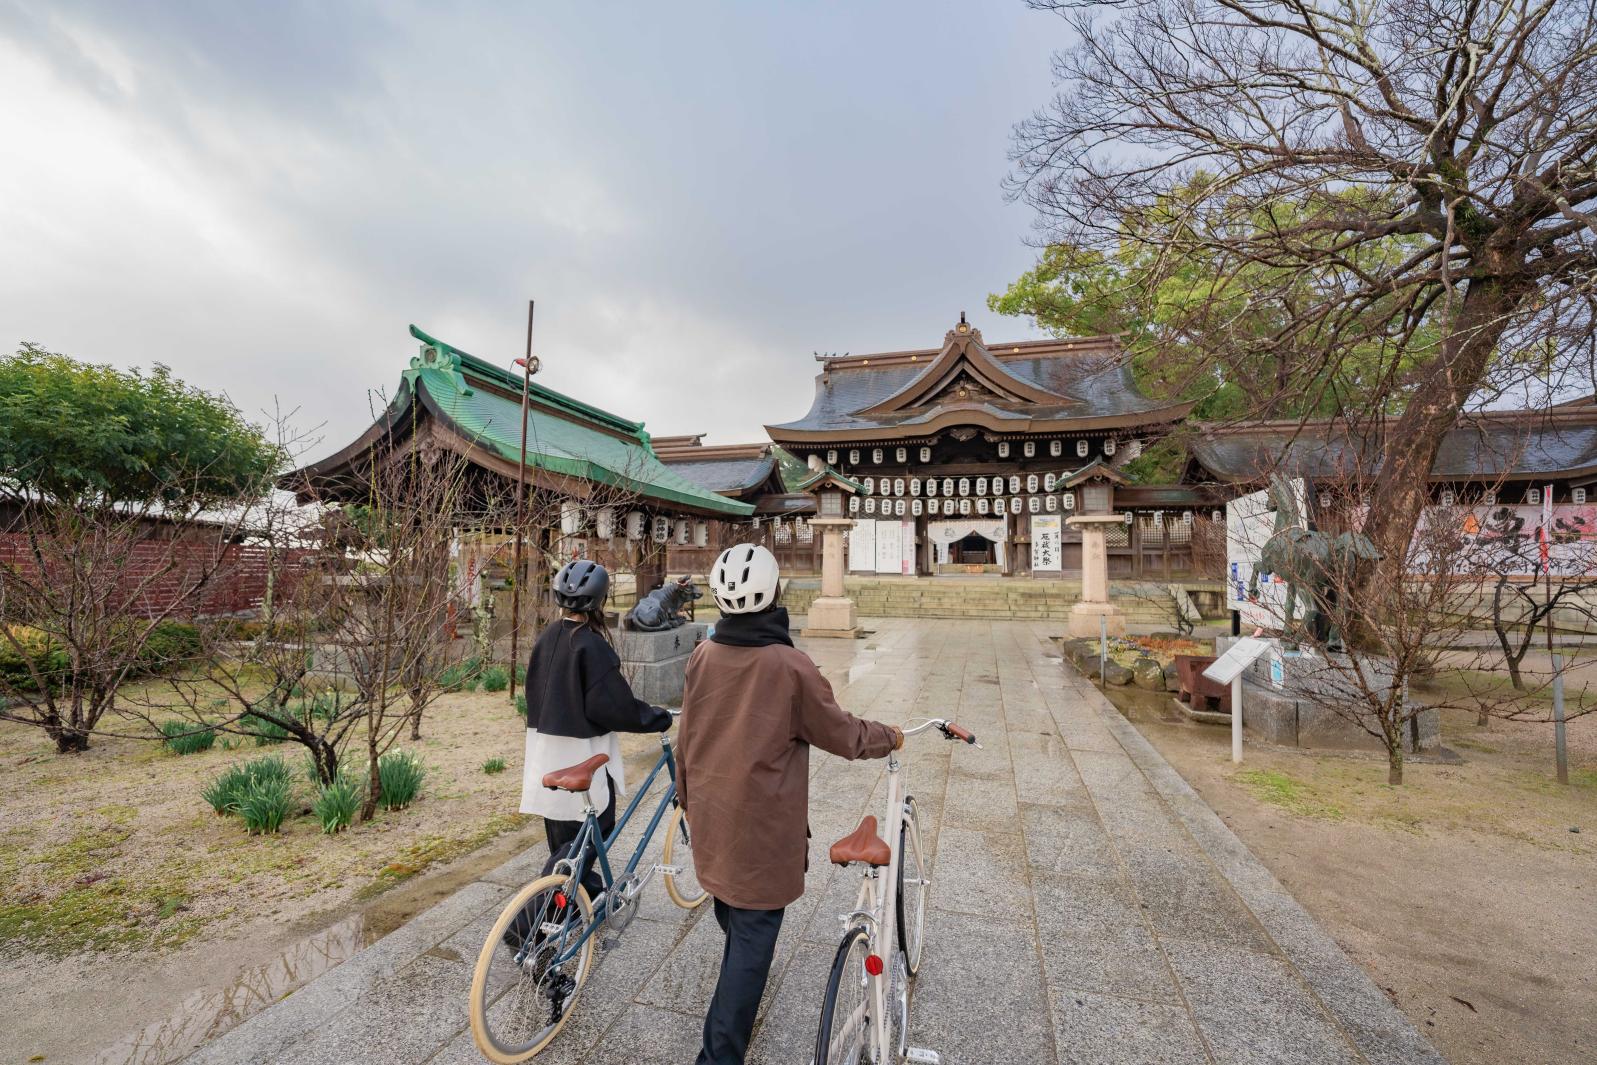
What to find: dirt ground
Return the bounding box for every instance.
[1114,689,1596,1065]
[0,688,553,1065]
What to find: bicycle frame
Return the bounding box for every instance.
[544,735,682,966]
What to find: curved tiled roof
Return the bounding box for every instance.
[766,324,1189,443]
[1190,408,1597,484]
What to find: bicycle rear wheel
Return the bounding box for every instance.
[662,804,709,909]
[897,796,928,976]
[814,925,873,1065]
[469,875,595,1064]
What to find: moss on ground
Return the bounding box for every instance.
[358,812,531,899]
[0,876,204,955]
[1233,768,1345,820]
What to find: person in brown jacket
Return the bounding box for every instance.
[677,543,902,1065]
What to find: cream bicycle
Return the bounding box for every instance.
[814,718,978,1065]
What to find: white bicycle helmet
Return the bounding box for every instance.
[710,543,781,614]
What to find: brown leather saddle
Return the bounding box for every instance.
[829,815,891,867]
[542,753,609,792]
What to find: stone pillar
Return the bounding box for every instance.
[1066,514,1127,638]
[803,516,862,638]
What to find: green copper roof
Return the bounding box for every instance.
[402,325,752,517]
[793,465,866,494]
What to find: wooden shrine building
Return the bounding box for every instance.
[765,315,1218,578]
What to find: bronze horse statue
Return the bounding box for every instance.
[1249,474,1380,648]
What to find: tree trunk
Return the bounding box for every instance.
[308,740,340,787]
[53,728,90,753]
[1362,277,1524,589]
[1387,744,1404,785]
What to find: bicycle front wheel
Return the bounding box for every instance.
[661,804,709,909]
[469,874,595,1064]
[814,925,873,1065]
[897,796,928,976]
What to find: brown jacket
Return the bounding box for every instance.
[676,638,898,910]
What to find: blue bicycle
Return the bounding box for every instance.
[469,721,706,1062]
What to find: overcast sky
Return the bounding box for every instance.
[0,1,1064,460]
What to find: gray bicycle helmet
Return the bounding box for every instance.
[553,559,609,612]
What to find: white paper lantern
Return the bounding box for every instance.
[1063,492,1076,511]
[1182,510,1194,525]
[928,498,940,515]
[1076,439,1090,457]
[958,498,971,515]
[919,446,932,462]
[560,501,584,536]
[1050,439,1063,457]
[942,478,954,496]
[1026,474,1039,493]
[1009,475,1021,494]
[1045,494,1058,513]
[675,519,691,544]
[1023,441,1036,458]
[864,498,876,515]
[910,478,922,496]
[977,497,990,515]
[958,477,971,497]
[863,477,875,494]
[895,447,908,463]
[872,448,884,464]
[826,449,837,465]
[998,441,1010,458]
[893,478,905,496]
[976,477,988,496]
[1029,496,1041,514]
[926,478,937,496]
[849,449,860,465]
[652,516,671,542]
[1044,473,1056,492]
[752,515,762,529]
[626,511,645,540]
[849,496,860,514]
[1104,438,1117,456]
[992,498,1006,515]
[1011,497,1022,515]
[1212,510,1223,522]
[1124,512,1134,525]
[896,499,906,516]
[596,507,615,539]
[912,499,923,516]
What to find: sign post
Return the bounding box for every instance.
[1203,637,1275,764]
[1543,483,1570,784]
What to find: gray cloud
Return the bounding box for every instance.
[0,0,1058,458]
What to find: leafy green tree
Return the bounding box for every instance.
[0,343,280,507]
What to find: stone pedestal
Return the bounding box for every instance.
[612,622,707,706]
[1066,514,1127,639]
[804,516,863,638]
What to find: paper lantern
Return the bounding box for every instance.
[919,446,932,462]
[895,447,907,463]
[976,477,988,496]
[958,499,971,515]
[626,511,645,540]
[1077,439,1090,457]
[1009,475,1021,494]
[1045,495,1058,513]
[928,498,940,515]
[1104,438,1117,456]
[1050,439,1063,457]
[1043,473,1056,492]
[1023,441,1036,458]
[942,477,954,496]
[863,477,875,494]
[1063,492,1076,510]
[1026,474,1039,493]
[675,519,691,545]
[977,498,990,515]
[872,448,884,463]
[997,441,1010,458]
[560,502,584,535]
[910,478,921,496]
[849,449,860,465]
[911,499,923,516]
[694,521,709,546]
[893,478,905,496]
[652,516,671,542]
[849,496,860,514]
[596,507,615,539]
[958,478,971,496]
[926,478,938,496]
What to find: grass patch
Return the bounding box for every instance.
[438,658,484,693]
[514,693,527,718]
[480,664,510,693]
[159,719,217,755]
[0,876,205,955]
[377,749,425,810]
[1234,768,1345,820]
[359,813,532,897]
[313,776,361,835]
[201,754,295,818]
[481,757,507,775]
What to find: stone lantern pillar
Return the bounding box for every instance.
[796,467,864,638]
[1066,513,1127,638]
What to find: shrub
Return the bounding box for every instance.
[514,694,527,718]
[480,664,510,693]
[482,757,507,775]
[438,658,484,692]
[201,765,248,815]
[239,753,293,789]
[140,621,203,670]
[0,626,69,693]
[237,777,294,834]
[313,776,361,834]
[160,719,216,755]
[377,749,426,809]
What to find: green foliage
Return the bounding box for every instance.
[201,767,246,815]
[481,757,507,775]
[1,621,199,696]
[0,626,69,693]
[236,777,294,834]
[0,343,282,506]
[480,664,510,693]
[1118,437,1190,486]
[203,753,295,817]
[514,693,527,718]
[313,776,361,834]
[141,622,203,669]
[438,658,484,693]
[159,719,216,755]
[376,749,425,810]
[239,709,293,745]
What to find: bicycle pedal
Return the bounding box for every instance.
[652,863,681,875]
[905,1049,942,1064]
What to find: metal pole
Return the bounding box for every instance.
[1231,675,1243,763]
[1545,532,1569,784]
[1099,613,1107,685]
[508,300,536,704]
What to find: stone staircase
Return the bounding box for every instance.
[778,576,1225,624]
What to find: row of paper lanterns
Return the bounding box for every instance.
[861,473,1081,497]
[560,504,711,546]
[826,439,1118,466]
[857,495,1072,517]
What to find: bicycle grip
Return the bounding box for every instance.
[945,722,976,744]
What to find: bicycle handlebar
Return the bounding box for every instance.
[903,718,981,748]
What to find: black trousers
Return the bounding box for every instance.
[695,898,785,1065]
[505,781,618,950]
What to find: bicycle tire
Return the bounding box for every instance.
[897,795,928,976]
[814,925,873,1065]
[661,804,709,909]
[469,874,595,1064]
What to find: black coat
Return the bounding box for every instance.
[524,620,672,739]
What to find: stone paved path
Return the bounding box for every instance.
[183,620,1446,1065]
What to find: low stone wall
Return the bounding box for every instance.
[612,622,708,706]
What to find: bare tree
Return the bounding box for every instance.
[1011,0,1597,583]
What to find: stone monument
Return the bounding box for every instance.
[1066,513,1127,638]
[796,467,865,638]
